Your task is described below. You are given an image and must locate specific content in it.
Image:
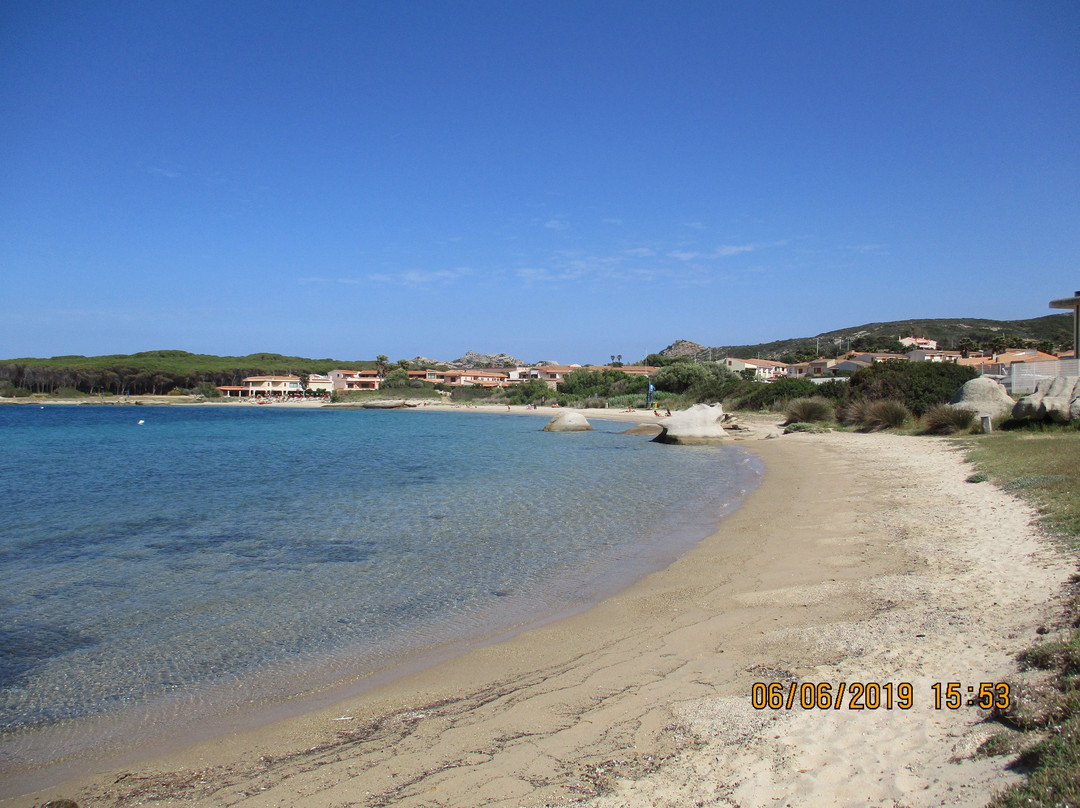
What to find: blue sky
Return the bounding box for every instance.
[2,1,1077,364]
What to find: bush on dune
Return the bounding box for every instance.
[859,399,912,431]
[920,404,977,435]
[845,362,977,416]
[784,396,834,425]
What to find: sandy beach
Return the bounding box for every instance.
[4,411,1074,808]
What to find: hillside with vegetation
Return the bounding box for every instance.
[658,313,1072,364]
[1,314,1072,398]
[0,350,377,396]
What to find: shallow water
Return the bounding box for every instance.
[0,404,760,776]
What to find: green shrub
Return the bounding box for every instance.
[920,404,976,435]
[505,379,552,405]
[651,362,711,394]
[732,377,822,411]
[784,396,834,425]
[604,394,650,410]
[845,362,977,416]
[379,368,411,388]
[559,368,648,399]
[977,731,1023,758]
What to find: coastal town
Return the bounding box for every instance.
[217,336,1078,400]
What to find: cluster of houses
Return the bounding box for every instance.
[214,342,1076,400]
[215,364,658,398]
[209,293,1080,400]
[727,338,1076,394]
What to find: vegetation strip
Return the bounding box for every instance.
[957,429,1080,806]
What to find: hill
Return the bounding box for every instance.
[658,314,1072,363]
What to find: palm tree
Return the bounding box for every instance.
[375,355,388,378]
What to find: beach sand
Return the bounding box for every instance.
[5,415,1074,808]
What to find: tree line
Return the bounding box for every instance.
[0,363,312,396]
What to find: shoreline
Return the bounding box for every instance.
[0,403,738,798]
[3,420,1073,807]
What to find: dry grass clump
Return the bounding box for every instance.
[920,404,977,435]
[864,399,912,430]
[783,396,834,425]
[838,399,911,431]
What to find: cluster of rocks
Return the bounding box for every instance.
[658,339,706,358]
[1013,377,1080,423]
[543,403,732,444]
[951,375,1080,423]
[409,351,528,369]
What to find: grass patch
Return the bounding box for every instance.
[960,428,1080,806]
[977,731,1024,758]
[991,717,1080,807]
[962,430,1080,543]
[784,422,828,434]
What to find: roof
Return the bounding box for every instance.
[727,357,788,368]
[992,350,1059,364]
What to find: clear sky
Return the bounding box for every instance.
[3,1,1078,364]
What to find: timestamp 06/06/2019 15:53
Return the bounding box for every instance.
[751,681,1012,711]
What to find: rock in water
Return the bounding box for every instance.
[652,403,728,444]
[543,411,593,432]
[622,423,663,435]
[949,376,1015,419]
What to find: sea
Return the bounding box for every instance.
[0,403,761,790]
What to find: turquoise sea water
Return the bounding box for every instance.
[0,404,760,780]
